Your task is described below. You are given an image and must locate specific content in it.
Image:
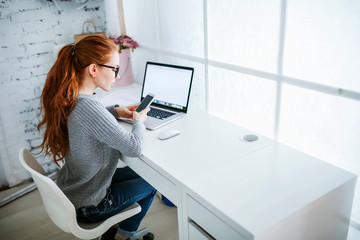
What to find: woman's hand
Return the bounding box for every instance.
[115,104,139,119]
[132,107,150,123]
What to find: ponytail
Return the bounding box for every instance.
[37,36,118,166]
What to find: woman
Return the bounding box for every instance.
[37,35,156,240]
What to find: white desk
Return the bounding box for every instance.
[182,144,356,240]
[100,84,357,240]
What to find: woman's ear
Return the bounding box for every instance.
[88,63,97,78]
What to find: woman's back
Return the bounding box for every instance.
[57,94,121,208]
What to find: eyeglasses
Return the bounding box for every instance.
[97,64,120,78]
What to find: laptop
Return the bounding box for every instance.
[137,61,194,130]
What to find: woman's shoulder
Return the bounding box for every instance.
[76,94,103,109]
[70,94,105,118]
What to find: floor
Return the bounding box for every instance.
[0,182,179,240]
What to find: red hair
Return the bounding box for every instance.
[37,35,118,167]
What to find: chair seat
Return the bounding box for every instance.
[77,203,140,230]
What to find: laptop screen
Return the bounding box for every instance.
[141,62,194,113]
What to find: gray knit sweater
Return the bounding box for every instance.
[56,94,146,209]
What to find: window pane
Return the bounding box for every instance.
[209,67,277,138]
[279,83,360,221]
[157,0,204,58]
[283,0,360,91]
[208,0,281,73]
[123,0,158,47]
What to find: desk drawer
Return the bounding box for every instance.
[188,221,213,240]
[122,156,178,205]
[187,196,245,240]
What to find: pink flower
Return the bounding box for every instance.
[110,35,138,52]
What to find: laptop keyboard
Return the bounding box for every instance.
[148,108,176,119]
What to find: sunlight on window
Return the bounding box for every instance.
[208,0,281,73]
[283,0,360,91]
[157,0,204,58]
[209,66,277,138]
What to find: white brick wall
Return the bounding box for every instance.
[0,0,107,181]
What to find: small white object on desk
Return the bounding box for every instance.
[157,129,181,140]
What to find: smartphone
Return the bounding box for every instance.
[136,93,156,112]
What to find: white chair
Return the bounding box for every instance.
[19,148,148,240]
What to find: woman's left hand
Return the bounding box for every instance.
[115,104,139,119]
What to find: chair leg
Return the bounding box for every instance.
[130,227,148,240]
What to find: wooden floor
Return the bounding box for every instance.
[0,182,179,240]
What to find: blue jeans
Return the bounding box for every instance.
[76,167,157,237]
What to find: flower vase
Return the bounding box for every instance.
[113,49,134,86]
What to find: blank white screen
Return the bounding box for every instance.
[142,64,193,107]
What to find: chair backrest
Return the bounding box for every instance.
[19,148,77,233]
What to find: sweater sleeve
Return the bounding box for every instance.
[106,104,120,119]
[74,99,146,157]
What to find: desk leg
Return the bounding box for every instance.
[177,207,185,240]
[179,187,189,240]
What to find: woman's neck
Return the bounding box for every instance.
[78,77,96,95]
